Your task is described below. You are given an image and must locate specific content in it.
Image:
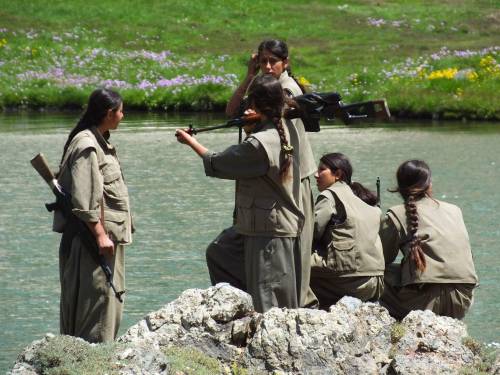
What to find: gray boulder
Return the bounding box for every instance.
[9,283,495,374]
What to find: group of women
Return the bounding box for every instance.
[56,39,478,343]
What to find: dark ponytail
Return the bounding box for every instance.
[248,74,292,181]
[257,39,306,93]
[61,88,122,164]
[392,159,432,273]
[320,153,377,206]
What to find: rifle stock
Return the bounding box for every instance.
[31,153,125,303]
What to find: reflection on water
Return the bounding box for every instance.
[0,112,499,372]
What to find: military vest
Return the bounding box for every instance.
[318,182,384,277]
[387,197,478,285]
[279,71,317,179]
[54,128,133,245]
[234,121,304,237]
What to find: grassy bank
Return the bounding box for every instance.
[0,0,499,119]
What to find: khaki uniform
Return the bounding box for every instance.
[55,127,132,342]
[279,71,318,308]
[379,197,478,319]
[310,182,385,309]
[203,120,303,312]
[206,71,318,307]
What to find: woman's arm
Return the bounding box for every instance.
[313,193,337,243]
[379,214,401,264]
[176,129,268,180]
[225,53,259,118]
[70,147,114,256]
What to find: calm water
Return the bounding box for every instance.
[0,112,499,372]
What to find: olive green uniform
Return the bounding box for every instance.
[206,71,317,307]
[54,127,132,342]
[203,120,304,312]
[310,182,385,309]
[379,197,478,319]
[279,71,318,308]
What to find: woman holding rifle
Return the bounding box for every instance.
[207,39,318,308]
[176,75,304,312]
[55,88,133,342]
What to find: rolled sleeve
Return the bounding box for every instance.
[202,138,268,180]
[70,148,103,223]
[313,193,337,242]
[379,214,402,264]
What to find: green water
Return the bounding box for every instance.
[0,112,499,372]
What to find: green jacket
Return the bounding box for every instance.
[314,181,385,276]
[54,127,133,245]
[381,197,478,285]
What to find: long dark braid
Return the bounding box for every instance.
[393,159,432,273]
[257,39,307,93]
[248,74,292,181]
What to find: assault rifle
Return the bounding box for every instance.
[30,153,125,303]
[187,92,391,134]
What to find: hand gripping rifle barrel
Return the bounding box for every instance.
[30,153,125,303]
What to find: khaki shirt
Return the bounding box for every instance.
[54,128,133,245]
[380,197,478,285]
[313,181,384,276]
[203,120,303,237]
[279,71,317,179]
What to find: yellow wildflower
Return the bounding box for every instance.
[0,38,7,48]
[466,71,478,81]
[427,68,458,80]
[297,76,311,87]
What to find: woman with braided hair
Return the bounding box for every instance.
[176,74,304,312]
[379,160,478,319]
[208,38,318,308]
[309,153,385,309]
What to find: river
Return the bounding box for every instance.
[0,112,499,372]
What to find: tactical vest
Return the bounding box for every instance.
[54,128,133,245]
[279,71,317,179]
[387,197,478,285]
[319,182,384,277]
[234,121,304,237]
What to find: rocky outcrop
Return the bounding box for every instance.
[10,283,495,374]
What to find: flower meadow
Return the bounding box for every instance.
[0,26,499,119]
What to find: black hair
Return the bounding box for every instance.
[257,39,307,93]
[392,159,432,273]
[248,75,292,181]
[320,152,377,206]
[61,88,122,163]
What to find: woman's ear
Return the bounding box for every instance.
[333,169,343,180]
[282,58,289,70]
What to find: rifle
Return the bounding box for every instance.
[186,92,391,134]
[287,92,391,131]
[30,153,125,303]
[376,177,381,207]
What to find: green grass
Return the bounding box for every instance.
[0,0,499,118]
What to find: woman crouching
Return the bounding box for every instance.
[310,153,385,310]
[380,160,478,319]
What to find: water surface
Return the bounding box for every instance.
[0,112,499,372]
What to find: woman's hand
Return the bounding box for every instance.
[175,129,194,145]
[247,53,259,77]
[97,233,115,256]
[176,129,208,157]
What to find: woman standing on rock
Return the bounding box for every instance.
[207,39,318,308]
[55,88,133,342]
[176,74,304,312]
[310,153,385,309]
[379,160,478,319]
